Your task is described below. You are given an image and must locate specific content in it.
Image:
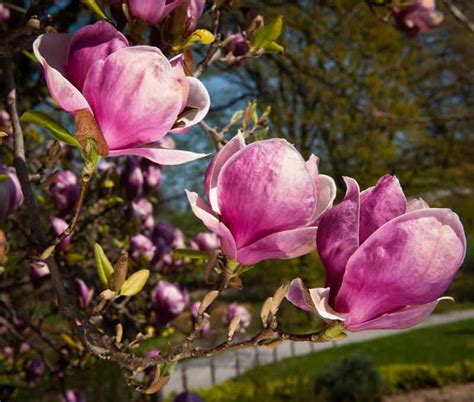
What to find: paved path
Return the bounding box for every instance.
[164,309,474,395]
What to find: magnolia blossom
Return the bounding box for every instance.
[61,390,86,402]
[0,109,12,136]
[49,170,79,212]
[129,0,183,24]
[29,261,50,289]
[187,134,336,265]
[152,280,189,325]
[183,0,206,35]
[287,175,466,331]
[130,233,156,260]
[394,0,443,34]
[174,391,204,402]
[191,301,210,336]
[50,216,72,251]
[225,303,251,333]
[152,221,185,266]
[143,164,162,191]
[75,278,93,308]
[129,198,155,230]
[190,232,220,252]
[0,164,23,221]
[0,4,10,24]
[123,157,144,200]
[24,359,45,383]
[224,33,250,58]
[33,21,210,165]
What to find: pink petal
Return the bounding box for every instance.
[129,0,166,24]
[185,190,237,259]
[82,46,186,150]
[108,146,207,165]
[309,287,347,321]
[64,21,128,91]
[168,54,190,112]
[314,174,337,220]
[169,77,211,134]
[217,139,317,248]
[236,226,318,265]
[407,197,430,212]
[204,133,246,213]
[346,297,453,331]
[336,208,466,326]
[33,34,91,113]
[359,175,406,243]
[286,278,316,313]
[316,177,360,304]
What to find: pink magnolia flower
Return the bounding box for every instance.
[190,232,220,252]
[0,109,12,136]
[183,0,206,35]
[0,164,23,221]
[174,391,204,402]
[29,261,50,289]
[186,134,336,265]
[24,359,45,383]
[143,164,162,191]
[287,175,466,331]
[129,198,155,230]
[0,4,10,25]
[61,390,86,402]
[394,0,443,34]
[225,303,251,333]
[223,33,250,58]
[49,170,79,212]
[33,21,210,165]
[123,157,144,200]
[191,301,211,336]
[75,278,93,309]
[50,216,72,251]
[152,280,189,325]
[130,233,156,260]
[129,0,183,24]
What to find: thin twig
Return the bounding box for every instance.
[440,0,474,33]
[199,121,225,150]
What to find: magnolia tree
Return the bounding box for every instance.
[0,0,468,400]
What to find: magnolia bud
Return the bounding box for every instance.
[227,315,241,341]
[260,297,273,327]
[198,290,219,316]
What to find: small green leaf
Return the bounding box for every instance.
[94,243,114,288]
[252,16,283,49]
[160,361,177,377]
[264,41,284,54]
[119,269,150,297]
[173,249,210,260]
[22,50,38,63]
[81,0,109,20]
[21,111,82,150]
[178,29,216,50]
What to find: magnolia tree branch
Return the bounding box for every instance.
[440,0,474,33]
[193,0,227,78]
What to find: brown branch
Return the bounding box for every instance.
[193,0,227,78]
[199,121,225,150]
[440,0,474,33]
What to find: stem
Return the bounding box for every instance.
[46,174,90,253]
[440,0,474,33]
[199,121,225,150]
[193,0,225,78]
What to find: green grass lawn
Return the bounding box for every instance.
[193,319,474,402]
[237,318,474,381]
